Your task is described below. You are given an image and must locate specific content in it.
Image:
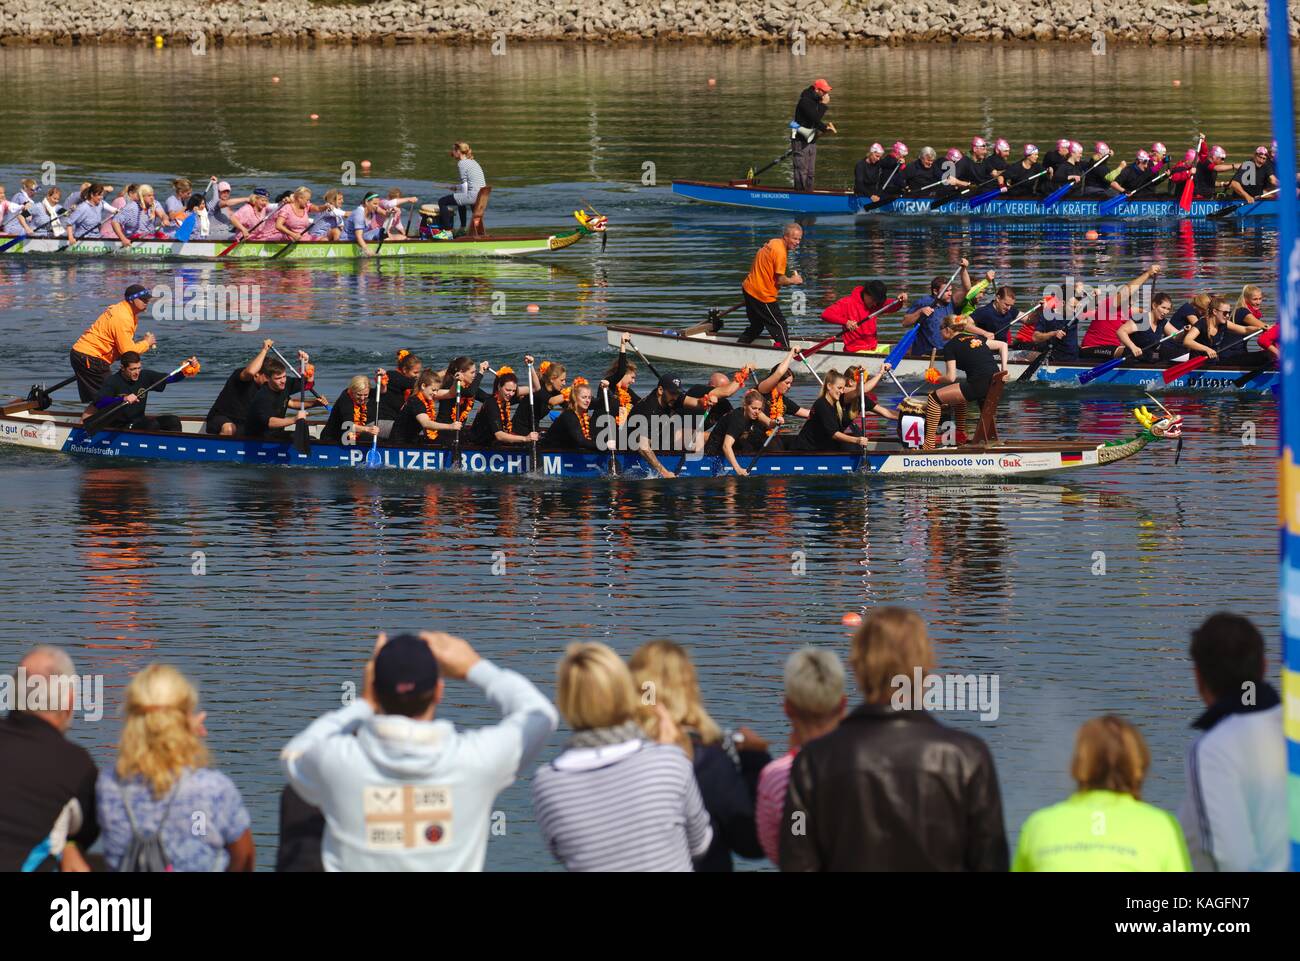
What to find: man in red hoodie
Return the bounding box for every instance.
[820,280,907,354]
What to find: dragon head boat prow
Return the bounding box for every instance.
[1134,403,1182,439]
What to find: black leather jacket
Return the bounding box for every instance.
[780,704,1009,871]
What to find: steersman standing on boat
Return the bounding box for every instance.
[791,79,836,191]
[69,285,158,402]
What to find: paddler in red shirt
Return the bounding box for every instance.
[1079,264,1162,359]
[820,280,907,353]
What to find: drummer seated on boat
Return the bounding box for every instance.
[703,390,778,475]
[540,381,610,452]
[388,369,462,447]
[204,339,279,436]
[243,355,325,442]
[348,192,386,256]
[85,351,197,433]
[903,258,972,358]
[1079,264,1162,359]
[469,367,539,449]
[820,280,906,353]
[320,376,379,445]
[923,317,1000,451]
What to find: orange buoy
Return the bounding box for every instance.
[1085,229,1099,240]
[841,611,862,628]
[360,160,372,171]
[309,113,319,121]
[271,75,280,83]
[526,304,541,313]
[707,78,717,87]
[1172,79,1182,87]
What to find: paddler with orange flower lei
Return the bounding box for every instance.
[376,349,423,438]
[839,363,899,440]
[430,356,492,447]
[388,369,463,447]
[319,374,379,444]
[595,331,640,426]
[469,365,541,449]
[516,357,568,431]
[755,347,816,445]
[541,379,612,452]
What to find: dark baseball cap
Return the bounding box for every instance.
[657,374,684,395]
[124,284,153,303]
[252,187,269,197]
[373,634,440,698]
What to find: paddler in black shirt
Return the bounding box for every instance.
[854,143,889,200]
[1049,141,1086,191]
[877,142,908,197]
[924,317,1001,450]
[377,350,421,437]
[541,381,607,452]
[703,390,780,476]
[953,137,994,190]
[1229,145,1279,202]
[1001,145,1045,197]
[1112,149,1161,198]
[987,138,1011,178]
[319,374,378,445]
[903,147,944,197]
[244,355,324,440]
[88,351,198,432]
[203,338,275,436]
[594,331,640,426]
[389,369,462,447]
[469,366,540,449]
[1082,142,1114,197]
[432,357,492,446]
[788,371,875,453]
[628,373,742,477]
[1042,138,1072,177]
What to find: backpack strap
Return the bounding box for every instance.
[125,771,184,838]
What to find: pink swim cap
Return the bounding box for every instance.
[1024,143,1039,157]
[1056,138,1071,152]
[868,142,884,155]
[1184,148,1197,163]
[1069,141,1083,155]
[1151,142,1166,155]
[893,141,908,157]
[971,136,987,149]
[1210,145,1227,161]
[994,138,1010,153]
[1135,149,1151,163]
[1094,141,1110,156]
[946,148,963,163]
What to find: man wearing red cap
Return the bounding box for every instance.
[791,79,837,190]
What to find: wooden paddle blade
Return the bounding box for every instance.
[1162,354,1207,383]
[1077,356,1126,384]
[1,398,39,416]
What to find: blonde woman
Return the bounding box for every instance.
[1014,716,1190,871]
[96,664,254,871]
[110,184,167,247]
[320,375,378,444]
[435,140,486,233]
[269,187,313,242]
[631,640,770,872]
[164,178,193,225]
[532,642,712,872]
[789,371,874,452]
[307,188,347,241]
[1223,284,1269,363]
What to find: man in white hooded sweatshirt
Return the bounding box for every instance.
[281,631,558,871]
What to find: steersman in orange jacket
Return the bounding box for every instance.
[69,284,157,401]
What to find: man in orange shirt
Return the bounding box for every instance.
[736,224,803,347]
[69,285,157,401]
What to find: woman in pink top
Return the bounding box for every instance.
[101,184,136,237]
[265,187,313,242]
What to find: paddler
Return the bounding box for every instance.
[348,192,386,255]
[593,331,640,427]
[880,142,908,195]
[1079,264,1162,359]
[902,147,942,197]
[468,366,540,449]
[1042,138,1073,177]
[735,224,802,347]
[230,187,272,242]
[432,357,492,445]
[1048,142,1087,191]
[69,284,158,402]
[791,79,836,190]
[1081,143,1114,198]
[923,316,1001,451]
[515,359,566,432]
[854,144,887,200]
[0,185,33,235]
[1001,145,1044,197]
[756,349,814,437]
[902,258,973,358]
[28,187,66,236]
[64,183,112,244]
[820,280,907,353]
[389,370,462,447]
[702,390,779,475]
[987,138,1011,179]
[540,381,608,453]
[1229,146,1279,203]
[953,137,994,190]
[85,352,199,432]
[203,338,279,436]
[376,350,422,437]
[109,183,168,246]
[967,286,1018,343]
[1112,149,1160,198]
[786,371,875,453]
[243,353,327,441]
[839,365,899,437]
[319,375,379,445]
[628,373,738,477]
[205,178,250,240]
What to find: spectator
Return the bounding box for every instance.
[782,607,1008,871]
[1013,716,1190,871]
[755,647,846,865]
[1178,613,1288,871]
[97,664,254,871]
[631,639,771,871]
[0,646,98,872]
[532,642,712,871]
[281,631,557,871]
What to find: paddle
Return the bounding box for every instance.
[864,176,947,212]
[172,212,197,243]
[1232,359,1274,387]
[1162,328,1264,383]
[1017,312,1082,383]
[744,144,797,183]
[366,370,384,467]
[218,210,273,257]
[1098,170,1172,216]
[0,232,28,255]
[626,339,663,382]
[930,171,1005,212]
[1042,153,1112,209]
[857,162,903,211]
[451,381,463,470]
[525,357,539,474]
[1209,187,1281,221]
[1,375,78,416]
[743,424,780,473]
[83,361,193,432]
[1077,329,1184,384]
[972,170,1049,208]
[602,383,617,476]
[292,367,311,454]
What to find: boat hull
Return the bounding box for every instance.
[0,411,1161,480]
[671,180,1275,220]
[0,229,589,260]
[606,325,1278,393]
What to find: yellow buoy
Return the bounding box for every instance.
[154,35,164,48]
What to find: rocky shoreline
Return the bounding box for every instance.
[0,0,1293,47]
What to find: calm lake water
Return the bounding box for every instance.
[0,43,1281,870]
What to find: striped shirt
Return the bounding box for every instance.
[532,739,712,872]
[755,750,797,865]
[454,158,487,206]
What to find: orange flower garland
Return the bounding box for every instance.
[496,393,513,433]
[616,385,632,424]
[576,410,592,439]
[419,391,440,441]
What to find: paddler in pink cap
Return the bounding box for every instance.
[791,78,837,190]
[205,175,251,241]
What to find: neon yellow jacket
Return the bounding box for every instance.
[1013,790,1191,872]
[959,279,990,316]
